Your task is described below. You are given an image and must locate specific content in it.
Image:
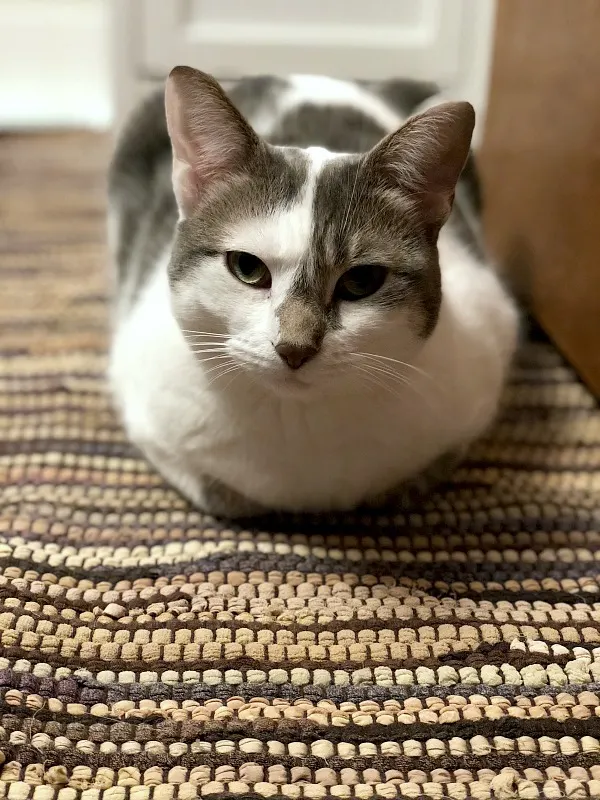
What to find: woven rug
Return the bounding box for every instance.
[1,131,600,800]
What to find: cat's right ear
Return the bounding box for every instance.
[165,66,260,218]
[367,101,475,231]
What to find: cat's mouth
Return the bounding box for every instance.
[223,347,322,396]
[272,368,312,390]
[254,364,315,397]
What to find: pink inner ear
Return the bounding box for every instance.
[420,181,462,228]
[165,66,259,218]
[169,130,244,217]
[371,102,474,228]
[171,157,201,217]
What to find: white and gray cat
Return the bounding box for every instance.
[108,67,518,517]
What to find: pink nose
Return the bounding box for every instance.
[275,342,318,370]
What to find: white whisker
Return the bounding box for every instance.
[352,351,435,382]
[195,355,235,366]
[206,364,240,388]
[352,359,439,412]
[188,347,229,354]
[353,363,387,391]
[353,364,408,404]
[180,330,229,337]
[202,359,237,376]
[356,362,412,387]
[221,368,242,393]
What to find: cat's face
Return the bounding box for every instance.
[165,67,474,396]
[169,146,442,395]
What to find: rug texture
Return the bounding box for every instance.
[1,132,600,800]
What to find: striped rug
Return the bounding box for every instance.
[1,131,600,799]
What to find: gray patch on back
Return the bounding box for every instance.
[375,78,439,116]
[269,105,387,153]
[227,75,289,121]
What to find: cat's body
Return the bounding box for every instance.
[109,71,518,517]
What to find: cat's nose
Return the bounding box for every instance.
[275,342,318,370]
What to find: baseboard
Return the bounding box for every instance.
[0,0,112,130]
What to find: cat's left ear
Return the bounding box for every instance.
[165,66,260,218]
[369,101,475,230]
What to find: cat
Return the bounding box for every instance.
[108,67,519,518]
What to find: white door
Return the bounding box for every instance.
[141,0,493,97]
[112,0,495,140]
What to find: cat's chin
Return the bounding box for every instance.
[231,357,348,399]
[258,369,316,399]
[255,369,357,401]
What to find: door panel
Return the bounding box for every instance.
[189,0,423,27]
[142,0,475,84]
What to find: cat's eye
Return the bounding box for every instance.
[226,251,271,289]
[335,265,387,301]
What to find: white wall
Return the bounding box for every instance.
[0,0,112,129]
[0,0,494,137]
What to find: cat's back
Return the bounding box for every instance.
[233,74,437,152]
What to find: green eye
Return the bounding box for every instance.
[226,251,271,288]
[335,265,387,301]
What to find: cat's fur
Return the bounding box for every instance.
[108,68,518,517]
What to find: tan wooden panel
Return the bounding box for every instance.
[480,0,600,396]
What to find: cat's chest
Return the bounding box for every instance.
[179,383,438,509]
[109,293,431,507]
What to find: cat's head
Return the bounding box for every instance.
[165,66,474,396]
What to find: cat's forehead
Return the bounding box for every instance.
[177,141,422,280]
[173,143,441,339]
[225,146,349,267]
[222,145,417,270]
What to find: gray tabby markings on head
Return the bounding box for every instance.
[279,101,475,342]
[166,68,474,348]
[111,68,477,348]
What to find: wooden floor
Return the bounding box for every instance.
[0,131,110,354]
